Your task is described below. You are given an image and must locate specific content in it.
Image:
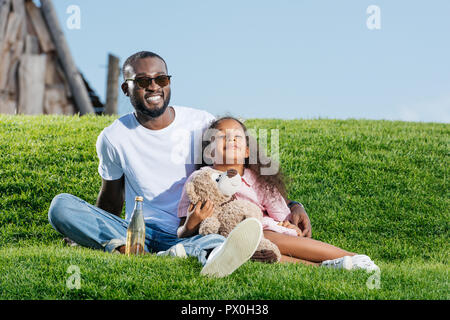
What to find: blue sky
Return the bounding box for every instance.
[50,0,450,122]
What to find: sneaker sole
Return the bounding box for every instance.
[200,218,262,278]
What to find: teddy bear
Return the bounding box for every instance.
[184,166,282,263]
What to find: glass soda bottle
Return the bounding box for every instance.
[125,196,146,255]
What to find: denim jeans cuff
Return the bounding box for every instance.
[104,238,126,253]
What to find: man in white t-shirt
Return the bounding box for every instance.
[47,51,263,277]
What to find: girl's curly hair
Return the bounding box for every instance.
[196,116,288,201]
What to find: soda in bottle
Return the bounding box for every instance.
[125,196,146,255]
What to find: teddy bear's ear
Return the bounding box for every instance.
[185,181,200,204]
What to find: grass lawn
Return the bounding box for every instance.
[0,114,448,299]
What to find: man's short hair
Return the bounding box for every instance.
[122,51,168,78]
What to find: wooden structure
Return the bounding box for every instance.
[0,0,103,115]
[104,53,119,115]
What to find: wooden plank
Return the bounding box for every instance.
[17,54,47,114]
[25,34,39,53]
[11,0,27,41]
[6,38,23,93]
[11,0,25,17]
[0,0,11,44]
[45,55,72,100]
[63,101,75,115]
[11,0,25,40]
[104,54,120,115]
[40,0,94,115]
[0,11,23,90]
[0,50,11,90]
[43,55,73,99]
[0,92,16,114]
[43,84,66,114]
[24,0,39,37]
[4,12,20,46]
[55,59,72,97]
[44,54,59,85]
[25,0,55,52]
[5,58,18,93]
[44,84,76,115]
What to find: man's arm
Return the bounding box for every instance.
[96,175,125,217]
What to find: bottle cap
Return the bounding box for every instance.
[135,196,144,202]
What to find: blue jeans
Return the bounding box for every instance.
[48,193,225,266]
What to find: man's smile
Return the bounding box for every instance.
[145,93,163,104]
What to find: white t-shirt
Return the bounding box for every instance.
[96,105,215,235]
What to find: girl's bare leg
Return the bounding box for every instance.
[280,254,320,266]
[264,231,355,263]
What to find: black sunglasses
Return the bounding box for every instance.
[125,75,172,89]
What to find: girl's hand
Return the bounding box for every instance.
[278,220,303,237]
[185,200,215,230]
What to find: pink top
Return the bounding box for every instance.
[178,167,298,237]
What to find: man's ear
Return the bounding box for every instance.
[121,82,129,96]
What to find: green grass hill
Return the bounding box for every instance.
[0,114,448,299]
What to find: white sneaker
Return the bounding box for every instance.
[200,217,262,278]
[351,254,380,272]
[156,243,187,258]
[321,256,353,270]
[321,255,380,272]
[350,254,372,265]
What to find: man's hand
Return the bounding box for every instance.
[289,204,312,238]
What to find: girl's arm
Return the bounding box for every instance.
[177,200,215,238]
[177,172,201,237]
[261,183,311,237]
[262,216,299,237]
[260,185,292,223]
[256,186,299,236]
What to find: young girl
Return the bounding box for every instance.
[177,116,379,271]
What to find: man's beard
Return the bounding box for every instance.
[131,91,171,118]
